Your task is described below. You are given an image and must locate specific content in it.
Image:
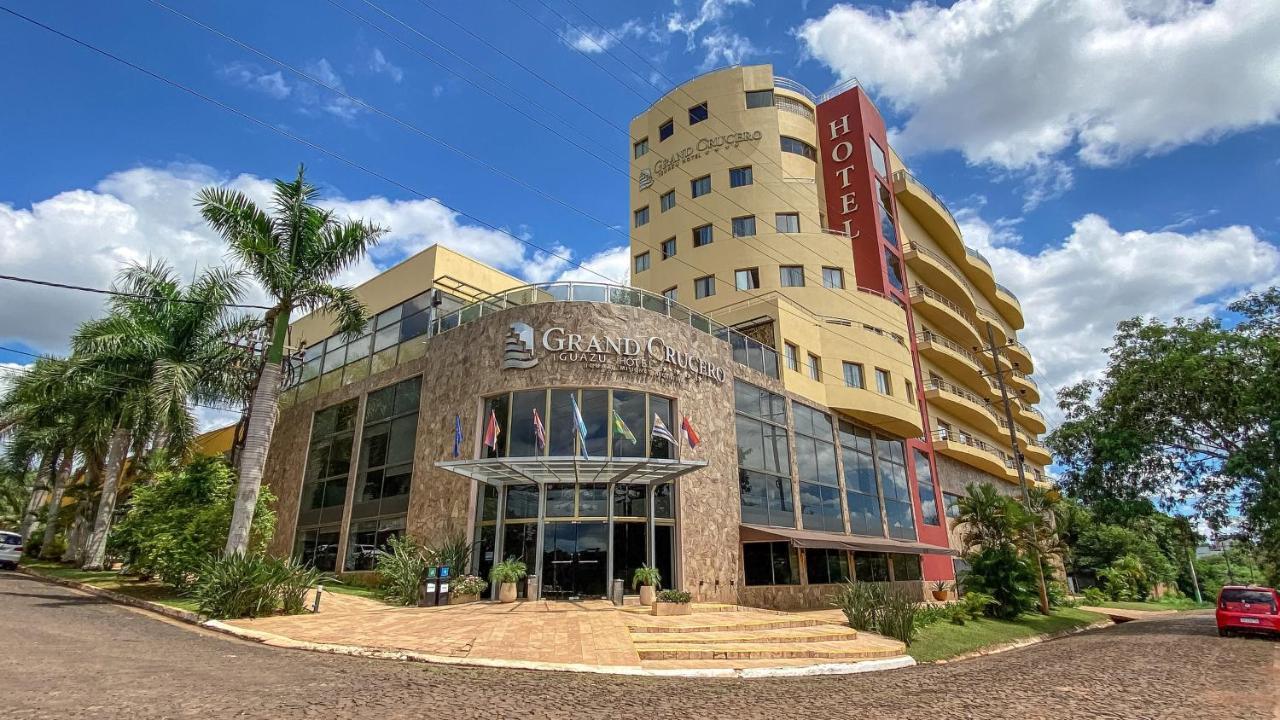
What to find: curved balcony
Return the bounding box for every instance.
[892,170,965,262]
[931,429,1010,480]
[1022,435,1052,465]
[1007,369,1041,404]
[1005,340,1035,374]
[925,378,1001,438]
[915,330,987,392]
[902,241,976,312]
[994,283,1025,328]
[909,284,982,350]
[1016,401,1048,434]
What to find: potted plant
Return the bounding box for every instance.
[632,564,662,606]
[450,574,487,604]
[931,580,951,602]
[489,558,528,603]
[651,589,693,617]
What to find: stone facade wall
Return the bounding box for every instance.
[739,580,926,611]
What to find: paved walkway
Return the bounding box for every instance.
[1078,605,1179,622]
[3,572,1275,719]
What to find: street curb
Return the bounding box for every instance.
[927,619,1114,664]
[16,569,918,678]
[17,567,204,625]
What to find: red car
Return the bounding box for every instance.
[1216,585,1280,637]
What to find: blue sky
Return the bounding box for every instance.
[2,0,1279,426]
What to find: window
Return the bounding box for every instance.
[691,174,711,198]
[732,215,756,237]
[662,286,678,302]
[735,267,759,291]
[633,252,650,274]
[878,437,917,540]
[914,450,940,526]
[729,166,753,187]
[776,213,800,233]
[345,376,421,571]
[806,353,821,381]
[855,552,889,582]
[694,275,715,298]
[843,362,864,389]
[634,206,649,227]
[868,138,888,177]
[692,224,713,247]
[784,342,799,371]
[659,118,673,141]
[687,101,708,125]
[795,404,841,533]
[660,190,676,212]
[743,542,797,585]
[822,267,844,289]
[780,265,805,287]
[634,138,649,158]
[943,492,962,520]
[735,381,793,528]
[875,368,892,395]
[484,388,675,461]
[806,548,850,585]
[885,249,904,291]
[780,135,817,160]
[877,182,897,246]
[840,421,882,536]
[890,553,922,581]
[294,399,358,572]
[776,95,815,122]
[660,237,676,259]
[745,89,774,108]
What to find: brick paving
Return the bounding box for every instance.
[2,571,1276,720]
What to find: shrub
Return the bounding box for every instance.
[656,589,691,603]
[1083,587,1108,606]
[914,603,949,628]
[190,553,319,619]
[877,589,922,646]
[945,603,970,625]
[376,535,428,606]
[272,557,323,615]
[452,574,487,597]
[961,547,1039,619]
[1047,581,1077,607]
[425,531,472,577]
[832,580,889,631]
[632,564,662,590]
[960,591,996,619]
[489,557,528,585]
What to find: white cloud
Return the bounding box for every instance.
[798,0,1280,191]
[667,0,752,47]
[553,245,631,284]
[219,61,291,100]
[0,163,611,356]
[302,59,361,119]
[698,29,758,71]
[0,362,32,398]
[562,18,653,54]
[369,48,404,84]
[956,208,1280,427]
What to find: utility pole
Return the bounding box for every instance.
[1187,545,1203,603]
[983,322,1050,615]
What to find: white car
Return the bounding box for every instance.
[0,531,21,570]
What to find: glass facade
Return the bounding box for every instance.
[481,388,674,460]
[794,405,841,533]
[294,399,358,571]
[735,381,794,528]
[743,541,797,586]
[345,376,422,570]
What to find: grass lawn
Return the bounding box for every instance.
[321,580,384,602]
[1099,598,1212,612]
[20,559,200,613]
[908,607,1107,663]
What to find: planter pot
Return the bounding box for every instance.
[932,590,950,602]
[651,601,692,617]
[639,585,656,606]
[498,582,517,603]
[450,592,479,605]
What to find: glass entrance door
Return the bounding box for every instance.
[542,522,608,599]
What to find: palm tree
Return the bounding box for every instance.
[197,165,386,556]
[71,260,260,569]
[0,357,76,542]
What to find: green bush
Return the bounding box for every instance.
[833,580,888,631]
[913,603,949,628]
[961,547,1039,619]
[375,535,428,606]
[111,457,274,590]
[945,603,970,625]
[489,557,528,585]
[656,589,691,603]
[960,591,996,619]
[452,574,487,597]
[424,531,472,577]
[632,564,662,590]
[191,553,319,619]
[876,589,922,646]
[1083,587,1108,605]
[1047,580,1073,607]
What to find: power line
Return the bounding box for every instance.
[0,273,274,310]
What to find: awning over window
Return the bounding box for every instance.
[435,456,707,488]
[740,524,956,556]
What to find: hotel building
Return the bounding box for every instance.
[257,66,1048,610]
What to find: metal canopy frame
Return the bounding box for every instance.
[435,456,707,488]
[740,523,957,556]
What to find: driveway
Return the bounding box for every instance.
[1,572,1275,719]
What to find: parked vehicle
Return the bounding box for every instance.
[1216,585,1279,637]
[0,531,22,570]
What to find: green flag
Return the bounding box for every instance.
[611,409,637,444]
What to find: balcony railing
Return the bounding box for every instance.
[892,170,959,230]
[773,76,818,102]
[927,378,998,420]
[1009,369,1039,390]
[902,241,974,301]
[965,245,991,269]
[931,428,1006,458]
[995,282,1021,305]
[910,284,975,325]
[916,330,983,369]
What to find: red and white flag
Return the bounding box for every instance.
[532,407,546,450]
[483,408,501,451]
[680,415,701,449]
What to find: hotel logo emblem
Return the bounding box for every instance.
[638,168,653,191]
[502,322,538,370]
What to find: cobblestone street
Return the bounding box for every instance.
[2,572,1275,720]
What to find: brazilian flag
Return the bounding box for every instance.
[611,409,637,444]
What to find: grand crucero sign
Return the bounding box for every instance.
[642,130,764,188]
[502,322,727,384]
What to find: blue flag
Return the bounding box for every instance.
[570,394,590,460]
[452,414,463,458]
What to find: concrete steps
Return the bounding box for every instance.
[625,616,828,634]
[635,638,904,661]
[630,625,860,644]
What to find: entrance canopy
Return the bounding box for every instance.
[740,524,956,556]
[436,456,706,487]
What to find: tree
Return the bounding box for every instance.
[197,165,386,556]
[1047,288,1280,585]
[953,482,1060,617]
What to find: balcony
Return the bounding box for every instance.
[1016,401,1048,434]
[892,170,966,262]
[1007,368,1041,404]
[1005,340,1035,374]
[1022,435,1052,465]
[909,284,982,349]
[925,378,1001,437]
[915,330,988,391]
[931,429,1011,480]
[993,283,1025,330]
[902,240,976,312]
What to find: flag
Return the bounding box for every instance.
[452,414,463,458]
[681,415,701,449]
[651,414,675,444]
[532,407,546,450]
[483,408,501,451]
[570,394,590,459]
[611,409,637,444]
